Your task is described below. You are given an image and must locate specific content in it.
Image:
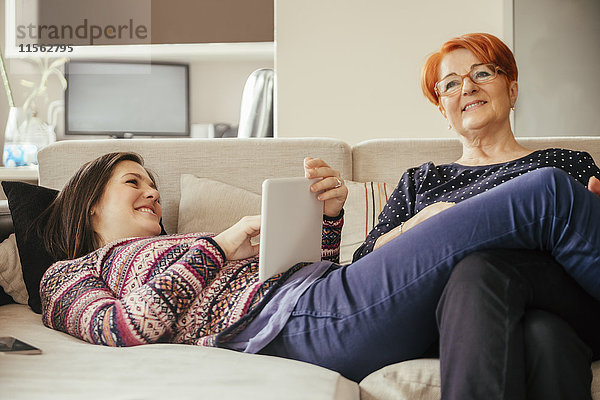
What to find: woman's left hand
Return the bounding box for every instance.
[304,157,348,218]
[213,215,261,260]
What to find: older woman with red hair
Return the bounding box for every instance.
[348,33,600,399]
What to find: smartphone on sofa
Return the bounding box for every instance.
[0,336,42,355]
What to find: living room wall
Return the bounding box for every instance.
[275,1,600,144]
[275,0,510,144]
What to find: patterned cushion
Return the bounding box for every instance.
[340,181,390,264]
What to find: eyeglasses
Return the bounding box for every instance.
[435,63,506,97]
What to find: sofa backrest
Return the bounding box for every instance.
[37,136,600,239]
[37,138,352,234]
[352,137,600,185]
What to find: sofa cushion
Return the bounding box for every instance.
[360,358,600,400]
[178,174,261,235]
[359,359,441,400]
[342,181,390,264]
[2,182,59,313]
[0,303,359,400]
[0,234,27,305]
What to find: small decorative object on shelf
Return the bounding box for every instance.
[1,47,67,167]
[3,106,57,167]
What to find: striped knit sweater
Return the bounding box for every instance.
[40,215,343,347]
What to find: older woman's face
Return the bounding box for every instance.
[90,160,162,246]
[437,48,517,135]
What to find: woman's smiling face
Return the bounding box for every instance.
[90,160,162,246]
[437,48,518,135]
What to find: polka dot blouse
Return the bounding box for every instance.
[352,148,600,261]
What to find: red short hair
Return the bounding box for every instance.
[421,33,518,106]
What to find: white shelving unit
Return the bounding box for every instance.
[5,42,275,63]
[0,166,39,201]
[0,165,39,181]
[4,1,274,62]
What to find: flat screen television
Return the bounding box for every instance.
[64,61,189,138]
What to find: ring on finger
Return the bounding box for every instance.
[333,177,343,188]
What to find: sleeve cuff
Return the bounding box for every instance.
[323,209,344,222]
[199,236,227,262]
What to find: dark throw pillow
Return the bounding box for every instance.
[2,181,58,314]
[2,181,168,314]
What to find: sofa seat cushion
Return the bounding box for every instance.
[0,304,358,400]
[359,359,441,400]
[359,358,600,400]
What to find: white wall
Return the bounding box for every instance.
[513,0,600,137]
[275,0,510,144]
[189,60,272,127]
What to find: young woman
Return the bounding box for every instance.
[40,35,600,390]
[40,152,347,350]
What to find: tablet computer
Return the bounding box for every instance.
[258,177,323,281]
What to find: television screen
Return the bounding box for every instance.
[65,61,189,137]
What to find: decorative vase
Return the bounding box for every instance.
[3,107,56,167]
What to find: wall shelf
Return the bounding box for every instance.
[5,42,275,63]
[5,0,274,62]
[0,165,39,181]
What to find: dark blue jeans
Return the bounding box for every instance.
[260,167,600,382]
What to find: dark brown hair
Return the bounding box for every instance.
[40,152,157,260]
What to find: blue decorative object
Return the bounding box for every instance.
[3,107,54,167]
[3,143,38,167]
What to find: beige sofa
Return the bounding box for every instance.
[1,136,600,400]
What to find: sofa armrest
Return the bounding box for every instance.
[0,200,14,243]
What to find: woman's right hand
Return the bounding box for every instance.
[304,157,348,218]
[213,215,261,260]
[374,202,455,250]
[588,176,600,196]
